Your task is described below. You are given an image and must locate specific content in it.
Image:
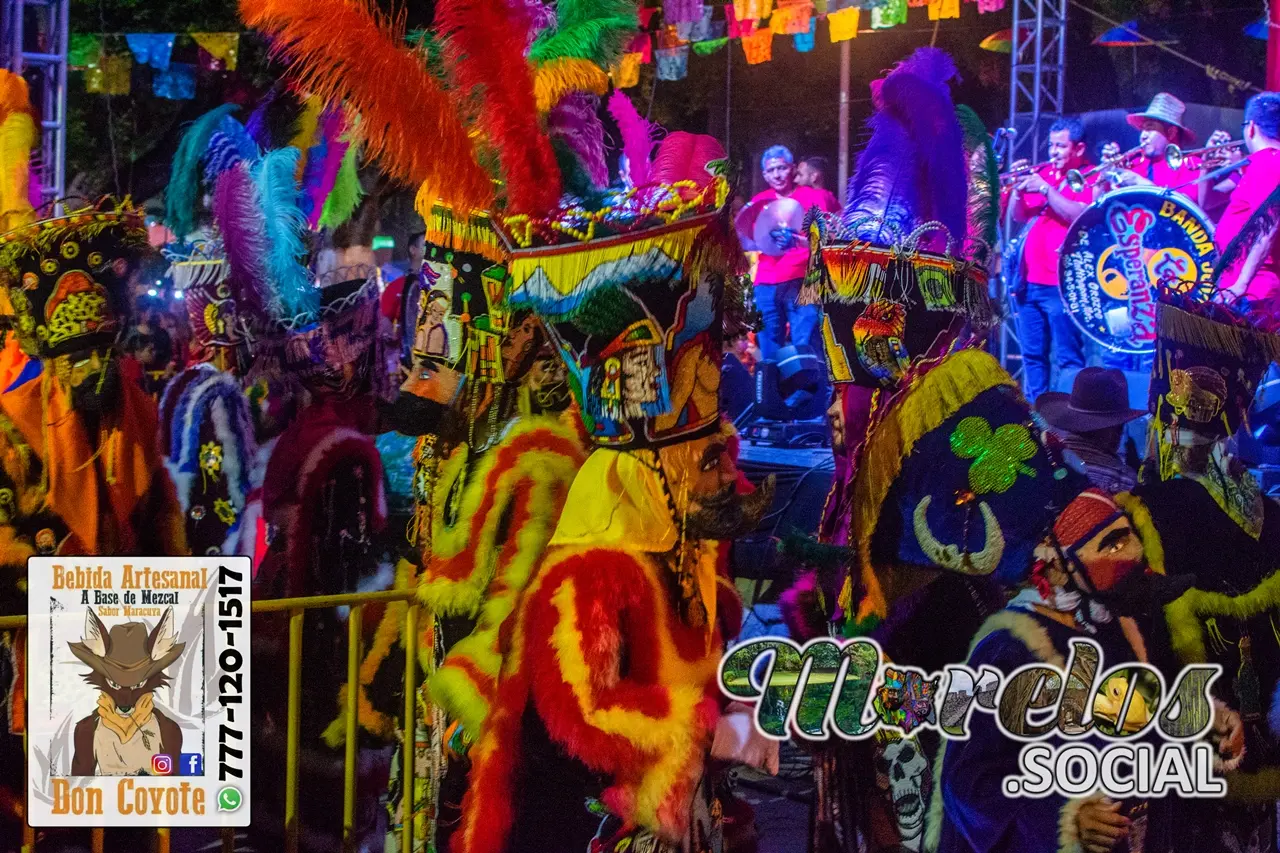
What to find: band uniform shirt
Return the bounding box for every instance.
[1015,165,1094,287]
[1130,153,1202,193]
[1214,148,1280,301]
[750,185,839,285]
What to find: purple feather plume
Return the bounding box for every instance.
[549,93,609,189]
[300,106,348,229]
[845,47,967,253]
[607,89,661,188]
[213,162,269,315]
[506,0,555,49]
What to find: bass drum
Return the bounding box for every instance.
[1058,187,1217,355]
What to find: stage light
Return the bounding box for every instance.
[174,290,185,300]
[147,288,158,297]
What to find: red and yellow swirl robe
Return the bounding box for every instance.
[454,446,743,853]
[456,542,741,853]
[326,413,587,743]
[421,415,587,736]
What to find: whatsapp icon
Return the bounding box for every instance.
[216,786,243,812]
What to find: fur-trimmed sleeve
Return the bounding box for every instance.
[522,547,719,838]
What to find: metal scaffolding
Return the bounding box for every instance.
[1008,0,1067,166]
[999,0,1068,378]
[1,0,68,205]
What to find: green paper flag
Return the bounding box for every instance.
[693,37,729,55]
[69,34,102,69]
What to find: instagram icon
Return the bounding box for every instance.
[151,754,174,776]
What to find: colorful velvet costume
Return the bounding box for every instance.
[452,138,753,853]
[1121,300,1280,847]
[0,200,188,744]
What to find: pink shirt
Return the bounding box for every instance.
[1016,165,1094,287]
[1215,148,1280,300]
[1129,153,1202,193]
[750,185,838,284]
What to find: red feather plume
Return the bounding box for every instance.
[239,0,493,213]
[435,0,562,215]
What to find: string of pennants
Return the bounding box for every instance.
[67,32,242,99]
[617,0,1006,83]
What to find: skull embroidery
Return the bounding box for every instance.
[875,736,930,852]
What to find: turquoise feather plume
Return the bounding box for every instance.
[251,147,318,320]
[166,104,241,239]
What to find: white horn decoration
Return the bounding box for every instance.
[912,495,1005,576]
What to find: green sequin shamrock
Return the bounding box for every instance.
[949,416,1037,495]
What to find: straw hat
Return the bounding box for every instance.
[1127,92,1195,140]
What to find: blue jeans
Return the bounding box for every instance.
[1015,283,1084,401]
[755,279,820,362]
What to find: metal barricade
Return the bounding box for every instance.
[0,586,424,853]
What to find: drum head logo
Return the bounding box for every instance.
[1059,188,1216,354]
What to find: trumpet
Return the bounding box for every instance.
[1165,139,1246,169]
[1065,146,1143,192]
[999,163,1035,186]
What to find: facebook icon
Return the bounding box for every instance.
[179,753,204,776]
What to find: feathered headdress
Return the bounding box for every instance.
[240,0,495,214]
[608,89,661,187]
[843,47,967,252]
[0,71,35,232]
[167,105,262,240]
[435,0,563,215]
[956,104,998,267]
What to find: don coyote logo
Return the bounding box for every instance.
[69,607,186,776]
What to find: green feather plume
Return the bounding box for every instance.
[528,0,637,69]
[956,104,999,266]
[318,141,364,231]
[166,104,241,240]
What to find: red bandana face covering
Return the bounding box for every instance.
[1055,489,1147,594]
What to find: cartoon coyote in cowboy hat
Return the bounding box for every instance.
[69,607,185,776]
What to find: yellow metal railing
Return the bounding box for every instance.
[0,586,424,853]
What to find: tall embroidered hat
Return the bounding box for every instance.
[1149,297,1280,449]
[249,267,388,401]
[405,243,544,389]
[847,348,1086,630]
[498,133,741,450]
[0,198,149,359]
[809,48,992,389]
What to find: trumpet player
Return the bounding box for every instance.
[1008,117,1091,401]
[1217,93,1280,307]
[1102,94,1210,195]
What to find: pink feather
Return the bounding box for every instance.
[607,89,661,188]
[648,131,724,189]
[213,162,269,314]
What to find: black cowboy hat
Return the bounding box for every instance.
[1036,368,1145,434]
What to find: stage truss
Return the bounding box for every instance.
[999,0,1069,378]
